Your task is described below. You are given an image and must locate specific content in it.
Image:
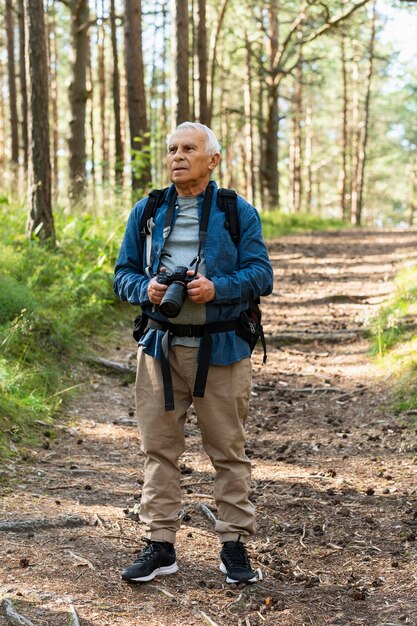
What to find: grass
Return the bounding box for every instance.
[0,192,132,459]
[369,264,417,417]
[260,210,348,238]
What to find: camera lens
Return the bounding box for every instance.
[159,281,187,318]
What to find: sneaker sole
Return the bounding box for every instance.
[123,562,178,583]
[219,562,258,584]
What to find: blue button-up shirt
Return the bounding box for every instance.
[113,181,274,365]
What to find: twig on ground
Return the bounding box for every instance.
[67,550,96,570]
[196,611,220,626]
[199,504,217,526]
[2,598,39,626]
[224,592,244,613]
[300,523,307,548]
[85,356,135,374]
[0,515,89,533]
[147,585,176,599]
[68,603,80,626]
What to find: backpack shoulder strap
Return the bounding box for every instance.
[217,188,239,245]
[140,188,169,239]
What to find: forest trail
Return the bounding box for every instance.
[1,229,417,626]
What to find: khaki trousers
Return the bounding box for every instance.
[135,345,255,544]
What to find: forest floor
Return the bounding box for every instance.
[1,229,417,626]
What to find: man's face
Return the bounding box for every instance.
[167,128,219,193]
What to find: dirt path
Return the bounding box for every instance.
[1,229,417,626]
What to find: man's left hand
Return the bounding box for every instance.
[186,272,215,304]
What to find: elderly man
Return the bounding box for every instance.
[113,122,273,585]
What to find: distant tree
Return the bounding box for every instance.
[110,0,124,185]
[18,0,28,169]
[171,0,190,126]
[25,0,55,243]
[5,0,19,165]
[124,0,151,192]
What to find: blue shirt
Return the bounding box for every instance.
[113,180,274,365]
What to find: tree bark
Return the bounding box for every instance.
[171,0,190,127]
[47,0,59,203]
[110,0,123,185]
[124,0,151,192]
[25,0,55,244]
[98,0,109,184]
[67,0,89,202]
[356,1,376,225]
[408,158,417,227]
[244,34,255,206]
[291,42,303,212]
[18,0,28,169]
[6,0,19,164]
[262,0,280,211]
[207,0,227,128]
[339,23,349,220]
[196,0,208,124]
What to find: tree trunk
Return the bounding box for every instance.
[0,54,5,181]
[18,0,28,169]
[25,0,55,243]
[244,34,255,206]
[356,1,376,225]
[304,97,313,213]
[6,0,19,164]
[196,0,207,124]
[171,0,190,127]
[350,41,360,225]
[87,28,96,186]
[68,0,89,202]
[124,0,151,192]
[408,157,417,227]
[207,0,227,128]
[110,0,123,185]
[291,43,303,212]
[98,0,109,184]
[47,0,59,203]
[339,22,349,220]
[262,0,280,211]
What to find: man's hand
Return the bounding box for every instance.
[186,272,215,304]
[147,269,168,305]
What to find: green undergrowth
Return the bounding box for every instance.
[260,210,348,238]
[0,192,133,460]
[369,264,417,418]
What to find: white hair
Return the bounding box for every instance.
[167,122,221,156]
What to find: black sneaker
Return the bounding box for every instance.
[122,538,178,582]
[220,538,257,584]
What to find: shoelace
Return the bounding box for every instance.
[133,539,161,564]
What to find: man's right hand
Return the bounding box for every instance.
[147,268,168,305]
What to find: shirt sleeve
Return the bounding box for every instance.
[210,199,273,304]
[113,200,152,306]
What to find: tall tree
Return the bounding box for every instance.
[171,0,190,127]
[196,0,207,124]
[18,0,28,169]
[124,0,151,192]
[47,0,59,202]
[354,1,377,225]
[110,0,123,185]
[25,0,55,243]
[5,0,19,165]
[65,0,90,201]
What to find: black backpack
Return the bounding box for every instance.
[137,187,267,363]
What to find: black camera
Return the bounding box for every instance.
[157,266,194,318]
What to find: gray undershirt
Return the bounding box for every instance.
[159,196,206,347]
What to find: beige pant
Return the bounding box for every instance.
[135,345,255,544]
